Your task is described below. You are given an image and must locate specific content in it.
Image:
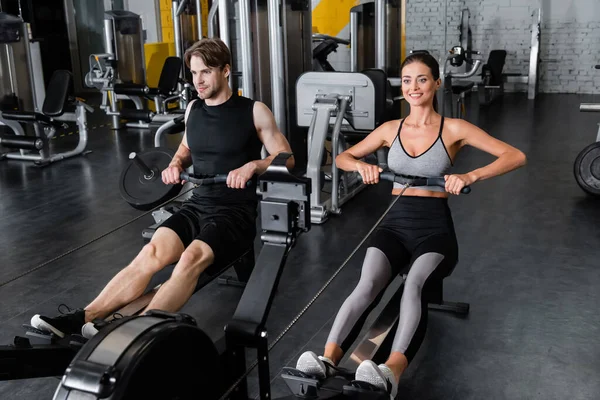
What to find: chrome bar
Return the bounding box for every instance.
[527,8,541,100]
[239,0,253,98]
[267,0,286,134]
[208,0,218,37]
[350,11,358,72]
[331,96,350,214]
[218,0,231,89]
[218,0,230,47]
[580,104,600,113]
[173,1,183,79]
[448,60,481,78]
[374,0,386,70]
[176,0,188,15]
[103,18,114,56]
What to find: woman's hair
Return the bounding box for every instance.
[184,38,231,71]
[400,52,440,112]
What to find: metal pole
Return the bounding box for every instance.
[103,18,114,56]
[350,10,358,72]
[239,0,254,98]
[208,0,218,37]
[267,0,286,135]
[173,1,182,64]
[374,0,386,70]
[172,0,185,95]
[218,0,231,89]
[195,0,203,38]
[218,0,230,47]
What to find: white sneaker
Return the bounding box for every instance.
[355,360,398,399]
[81,322,99,339]
[296,351,337,379]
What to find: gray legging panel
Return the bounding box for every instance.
[326,248,445,361]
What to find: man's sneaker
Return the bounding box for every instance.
[354,360,398,399]
[30,304,86,338]
[296,351,338,379]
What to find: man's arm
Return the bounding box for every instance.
[226,101,294,188]
[168,133,192,170]
[251,101,294,174]
[163,101,195,184]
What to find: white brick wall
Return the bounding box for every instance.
[405,0,600,94]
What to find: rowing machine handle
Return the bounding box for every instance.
[378,172,471,194]
[180,173,252,187]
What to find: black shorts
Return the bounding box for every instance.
[367,196,459,279]
[159,198,258,275]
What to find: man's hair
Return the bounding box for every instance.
[184,38,231,70]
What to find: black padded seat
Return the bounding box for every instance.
[115,57,182,99]
[360,68,390,128]
[452,80,475,95]
[2,70,72,124]
[42,70,72,117]
[481,50,507,86]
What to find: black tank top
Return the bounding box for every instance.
[186,93,262,205]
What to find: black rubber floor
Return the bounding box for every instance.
[0,92,599,399]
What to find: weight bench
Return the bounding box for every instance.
[115,247,256,318]
[0,70,93,166]
[113,56,184,123]
[86,55,189,130]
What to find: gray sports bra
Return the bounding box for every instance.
[387,117,453,192]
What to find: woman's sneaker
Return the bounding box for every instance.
[295,351,337,379]
[354,360,398,399]
[30,304,86,338]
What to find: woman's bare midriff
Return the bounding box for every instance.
[391,187,449,198]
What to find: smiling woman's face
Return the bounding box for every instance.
[401,61,440,109]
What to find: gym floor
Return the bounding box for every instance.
[1,92,599,399]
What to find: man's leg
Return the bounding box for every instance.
[142,239,214,313]
[31,227,184,338]
[85,227,185,321]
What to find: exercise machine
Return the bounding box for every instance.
[296,70,393,224]
[478,50,508,106]
[86,53,190,130]
[502,8,542,100]
[0,153,306,390]
[85,11,193,130]
[573,64,600,196]
[438,46,482,119]
[312,33,350,72]
[281,172,470,399]
[0,70,93,166]
[0,12,45,112]
[10,153,310,400]
[456,9,509,107]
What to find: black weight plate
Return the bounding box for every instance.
[574,142,600,196]
[119,147,182,210]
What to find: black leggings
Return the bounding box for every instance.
[326,196,458,363]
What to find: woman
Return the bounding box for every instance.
[295,52,526,398]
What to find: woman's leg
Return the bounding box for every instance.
[355,234,458,396]
[297,229,409,377]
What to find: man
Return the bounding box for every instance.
[31,38,294,338]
